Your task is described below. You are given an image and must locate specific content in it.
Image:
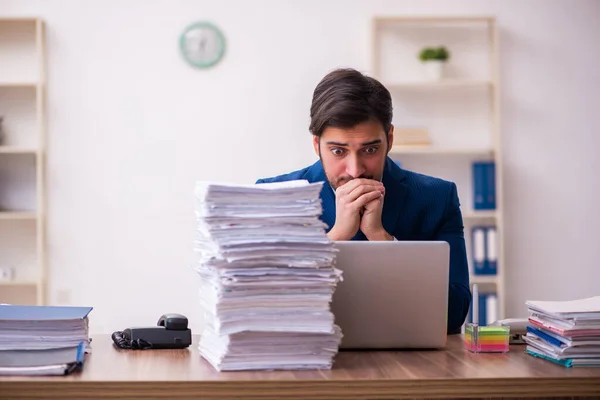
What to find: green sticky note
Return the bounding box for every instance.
[478,326,510,335]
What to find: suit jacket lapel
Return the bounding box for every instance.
[304,160,336,232]
[381,157,408,237]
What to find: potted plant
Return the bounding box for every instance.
[418,46,450,81]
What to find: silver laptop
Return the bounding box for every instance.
[330,241,450,349]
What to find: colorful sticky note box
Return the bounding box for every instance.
[464,324,510,353]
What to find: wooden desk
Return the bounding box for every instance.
[1,335,599,400]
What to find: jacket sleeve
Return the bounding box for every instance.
[436,182,472,334]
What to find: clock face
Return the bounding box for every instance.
[179,22,226,69]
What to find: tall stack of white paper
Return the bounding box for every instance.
[524,296,600,367]
[193,180,343,371]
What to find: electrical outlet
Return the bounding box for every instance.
[0,266,15,281]
[56,289,71,304]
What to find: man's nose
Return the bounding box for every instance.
[346,156,366,178]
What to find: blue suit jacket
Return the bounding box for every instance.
[256,157,472,334]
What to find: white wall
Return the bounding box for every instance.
[1,0,599,334]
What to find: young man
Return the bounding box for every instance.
[256,68,471,334]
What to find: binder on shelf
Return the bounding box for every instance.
[467,292,485,326]
[486,293,498,325]
[467,292,498,326]
[472,162,486,210]
[486,226,498,275]
[471,226,497,276]
[471,226,486,275]
[485,162,496,209]
[472,161,496,210]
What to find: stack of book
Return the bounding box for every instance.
[523,296,600,367]
[193,180,343,371]
[0,305,93,375]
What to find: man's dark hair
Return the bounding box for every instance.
[309,68,393,138]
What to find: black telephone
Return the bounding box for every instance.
[111,313,192,350]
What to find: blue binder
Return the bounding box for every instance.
[472,226,499,276]
[479,294,488,326]
[472,161,496,210]
[472,162,486,210]
[471,226,487,275]
[485,226,498,275]
[468,293,489,326]
[526,326,564,347]
[485,162,496,209]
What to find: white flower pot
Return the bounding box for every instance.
[422,60,445,81]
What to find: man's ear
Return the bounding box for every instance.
[386,125,395,153]
[312,135,320,156]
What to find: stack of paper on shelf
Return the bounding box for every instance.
[193,180,343,371]
[523,296,600,367]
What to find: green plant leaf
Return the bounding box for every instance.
[418,46,450,62]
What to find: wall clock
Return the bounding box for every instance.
[179,21,226,69]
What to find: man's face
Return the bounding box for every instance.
[313,120,394,190]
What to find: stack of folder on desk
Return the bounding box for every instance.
[0,305,93,375]
[523,296,600,367]
[193,180,343,371]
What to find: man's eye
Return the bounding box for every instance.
[364,146,378,154]
[331,148,345,156]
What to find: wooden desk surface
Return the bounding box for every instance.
[1,334,599,400]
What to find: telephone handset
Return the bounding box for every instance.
[157,313,189,330]
[112,313,192,349]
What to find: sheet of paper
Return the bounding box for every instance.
[526,296,600,317]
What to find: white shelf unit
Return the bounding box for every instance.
[391,145,493,156]
[0,18,46,305]
[371,16,505,321]
[386,80,492,89]
[0,146,38,154]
